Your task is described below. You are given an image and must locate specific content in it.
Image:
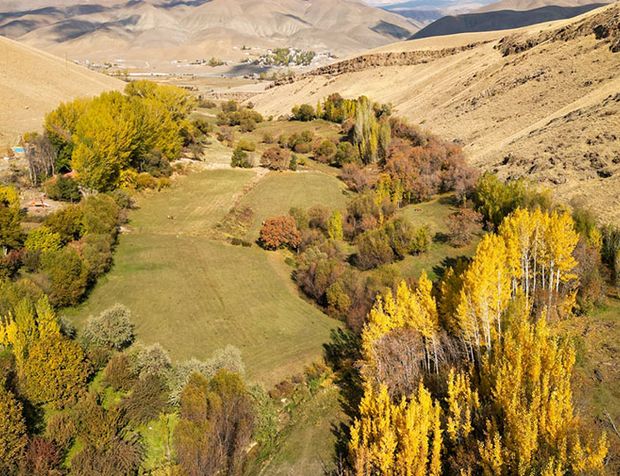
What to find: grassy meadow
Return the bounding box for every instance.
[64,168,343,386]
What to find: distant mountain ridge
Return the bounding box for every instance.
[411,2,608,39]
[0,0,421,63]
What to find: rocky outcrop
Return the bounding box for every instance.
[269,42,488,88]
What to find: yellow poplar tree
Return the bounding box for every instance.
[349,383,442,476]
[479,313,607,474]
[456,234,511,356]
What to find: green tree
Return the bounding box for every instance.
[174,370,255,476]
[353,96,379,164]
[72,92,142,191]
[21,333,91,409]
[0,185,23,255]
[0,384,28,471]
[24,226,62,253]
[328,210,344,241]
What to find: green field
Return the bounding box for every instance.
[396,196,480,280]
[251,383,345,476]
[237,170,349,239]
[64,168,342,386]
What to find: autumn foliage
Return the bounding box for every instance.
[259,216,302,250]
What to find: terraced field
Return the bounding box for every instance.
[64,167,345,386]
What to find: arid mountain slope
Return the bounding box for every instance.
[476,0,610,12]
[0,35,123,148]
[0,0,420,63]
[252,4,620,223]
[411,3,608,39]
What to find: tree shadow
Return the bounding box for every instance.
[432,255,471,281]
[323,328,365,471]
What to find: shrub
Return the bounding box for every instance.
[81,194,120,237]
[82,304,135,351]
[121,374,168,425]
[339,163,378,192]
[80,233,114,280]
[24,226,62,253]
[0,385,28,470]
[21,334,91,409]
[335,141,359,165]
[103,353,137,392]
[383,218,417,259]
[289,154,298,171]
[19,437,63,476]
[313,140,337,164]
[221,100,238,113]
[447,208,483,247]
[174,371,254,476]
[259,216,302,250]
[45,412,77,450]
[260,147,291,171]
[237,138,256,152]
[355,229,395,270]
[44,204,83,244]
[131,343,172,379]
[262,132,275,144]
[44,175,81,202]
[289,207,309,230]
[291,104,316,121]
[308,205,331,232]
[231,147,253,168]
[41,248,89,307]
[411,226,431,253]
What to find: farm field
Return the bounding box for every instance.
[237,170,349,240]
[64,167,343,386]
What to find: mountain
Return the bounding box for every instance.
[380,0,493,25]
[0,35,122,148]
[410,2,609,39]
[251,4,620,223]
[476,0,611,12]
[0,0,421,65]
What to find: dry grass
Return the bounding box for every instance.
[252,5,620,223]
[0,36,122,148]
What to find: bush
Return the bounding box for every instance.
[24,226,62,253]
[81,194,120,237]
[355,230,395,270]
[174,371,254,476]
[80,233,114,280]
[231,147,253,168]
[44,204,83,244]
[45,412,77,450]
[313,140,337,164]
[21,334,91,409]
[44,175,81,202]
[237,138,256,152]
[121,374,168,425]
[339,163,377,192]
[262,132,275,144]
[103,353,137,392]
[259,216,302,250]
[291,104,316,121]
[82,304,135,351]
[131,343,172,379]
[447,208,483,247]
[335,141,359,165]
[41,248,89,307]
[260,147,291,171]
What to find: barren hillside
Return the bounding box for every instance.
[0,0,420,63]
[0,35,123,149]
[252,4,620,224]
